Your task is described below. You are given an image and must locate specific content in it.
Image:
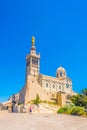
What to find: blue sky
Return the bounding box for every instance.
[0,0,87,102]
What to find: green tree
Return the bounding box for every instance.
[33,94,41,105]
[71,94,84,106]
[71,89,87,107]
[82,89,87,96]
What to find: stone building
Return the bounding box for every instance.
[18,36,73,106]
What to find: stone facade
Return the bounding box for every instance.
[17,37,74,106]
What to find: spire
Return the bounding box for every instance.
[32,36,35,46]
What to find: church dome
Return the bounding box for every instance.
[56,66,66,78]
[57,66,66,72]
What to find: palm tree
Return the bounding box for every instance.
[82,89,87,96]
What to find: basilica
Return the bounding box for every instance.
[17,36,73,106]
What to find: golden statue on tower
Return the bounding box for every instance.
[32,36,35,46]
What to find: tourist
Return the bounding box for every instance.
[29,106,32,114]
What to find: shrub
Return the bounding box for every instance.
[57,105,85,116]
[32,94,41,105]
[71,107,85,116]
[57,103,75,114]
[57,105,72,114]
[57,107,67,114]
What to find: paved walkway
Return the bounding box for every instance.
[0,113,87,130]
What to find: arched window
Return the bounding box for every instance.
[53,84,55,89]
[46,83,48,88]
[35,59,38,65]
[60,72,62,77]
[32,58,35,64]
[34,59,36,64]
[66,83,69,88]
[59,86,61,89]
[32,58,38,65]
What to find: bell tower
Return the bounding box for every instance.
[26,36,40,76]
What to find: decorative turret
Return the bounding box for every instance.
[56,66,66,78]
